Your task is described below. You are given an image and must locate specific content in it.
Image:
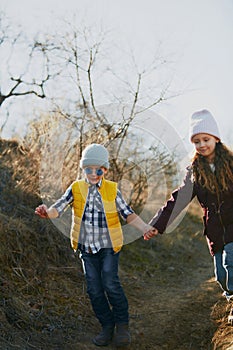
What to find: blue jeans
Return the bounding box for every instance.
[214,242,233,300]
[80,248,129,328]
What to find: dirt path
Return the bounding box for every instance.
[0,200,224,350]
[129,260,219,350]
[0,226,223,350]
[66,225,221,350]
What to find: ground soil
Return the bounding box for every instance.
[0,138,233,350]
[69,216,222,350]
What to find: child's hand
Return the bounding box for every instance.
[143,228,159,240]
[35,204,49,218]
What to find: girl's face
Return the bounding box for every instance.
[83,165,107,185]
[192,133,219,162]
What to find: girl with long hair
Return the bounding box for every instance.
[144,109,233,324]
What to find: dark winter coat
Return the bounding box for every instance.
[149,166,233,256]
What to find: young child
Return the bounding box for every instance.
[144,109,233,324]
[35,143,155,346]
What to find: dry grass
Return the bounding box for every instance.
[0,138,232,349]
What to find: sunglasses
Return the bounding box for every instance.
[84,167,104,176]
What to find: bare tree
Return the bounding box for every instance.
[22,20,181,210]
[31,21,175,141]
[0,12,54,135]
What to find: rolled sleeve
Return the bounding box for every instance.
[115,189,134,220]
[51,186,74,217]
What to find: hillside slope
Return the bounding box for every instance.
[0,138,231,349]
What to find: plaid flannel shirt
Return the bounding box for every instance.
[52,179,134,253]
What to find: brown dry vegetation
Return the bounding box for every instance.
[0,138,233,349]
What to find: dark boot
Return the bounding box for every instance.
[114,324,131,347]
[92,326,115,346]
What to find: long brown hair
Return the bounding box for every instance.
[192,142,233,194]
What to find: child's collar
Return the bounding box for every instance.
[85,178,103,188]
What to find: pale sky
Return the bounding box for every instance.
[1,0,233,147]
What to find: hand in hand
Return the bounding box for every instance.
[143,227,159,240]
[35,204,49,218]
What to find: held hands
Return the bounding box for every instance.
[35,204,49,218]
[143,227,159,240]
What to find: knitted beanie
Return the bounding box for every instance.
[189,109,221,141]
[80,143,109,169]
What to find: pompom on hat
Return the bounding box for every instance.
[189,109,221,142]
[80,143,109,169]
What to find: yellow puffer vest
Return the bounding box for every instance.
[70,178,123,253]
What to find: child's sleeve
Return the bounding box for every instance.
[115,189,134,220]
[51,185,74,217]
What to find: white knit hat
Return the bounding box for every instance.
[80,143,109,169]
[189,109,221,141]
